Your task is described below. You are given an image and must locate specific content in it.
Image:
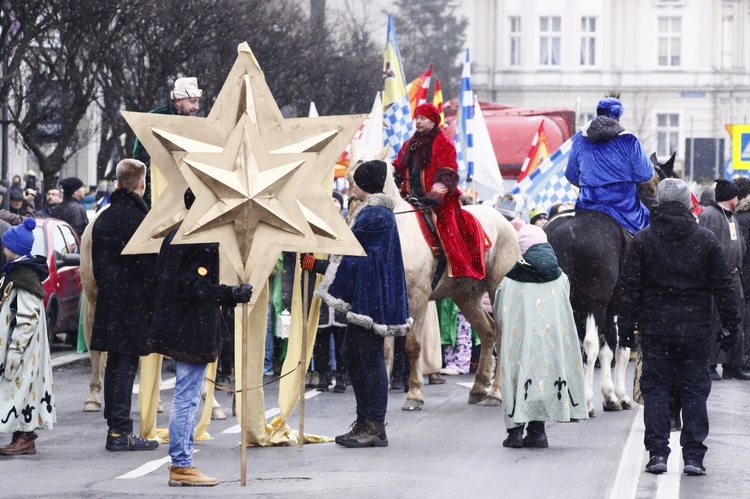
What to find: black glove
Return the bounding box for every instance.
[299,253,329,274]
[417,196,440,208]
[231,283,253,304]
[618,329,636,350]
[718,327,737,352]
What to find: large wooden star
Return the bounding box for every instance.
[122,42,366,294]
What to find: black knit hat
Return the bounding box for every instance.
[714,179,739,202]
[59,177,84,197]
[353,160,387,194]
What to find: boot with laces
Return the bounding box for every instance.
[105,432,159,451]
[337,420,388,448]
[335,420,366,445]
[0,431,37,455]
[168,466,218,486]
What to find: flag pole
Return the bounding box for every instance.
[298,268,310,450]
[240,301,250,485]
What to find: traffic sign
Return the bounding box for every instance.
[731,124,750,170]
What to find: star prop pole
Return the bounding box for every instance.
[122,42,366,486]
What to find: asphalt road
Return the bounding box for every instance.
[4,348,749,498]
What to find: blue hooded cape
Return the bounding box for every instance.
[566,116,654,234]
[315,193,412,337]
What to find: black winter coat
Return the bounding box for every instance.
[51,197,89,237]
[90,189,157,356]
[147,229,237,363]
[618,201,741,338]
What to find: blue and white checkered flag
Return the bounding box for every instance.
[512,132,580,211]
[382,14,413,160]
[455,49,474,183]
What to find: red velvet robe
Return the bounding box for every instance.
[394,131,488,279]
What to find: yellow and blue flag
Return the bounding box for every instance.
[382,14,414,160]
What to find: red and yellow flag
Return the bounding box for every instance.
[432,78,445,128]
[406,64,432,117]
[517,121,549,183]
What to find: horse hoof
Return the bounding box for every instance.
[83,401,101,412]
[620,400,633,410]
[211,407,227,420]
[588,409,596,418]
[402,399,424,411]
[483,396,502,407]
[157,403,164,414]
[603,400,623,412]
[468,393,488,405]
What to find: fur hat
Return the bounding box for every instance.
[714,179,739,202]
[657,178,692,209]
[517,224,547,254]
[415,103,441,125]
[59,177,84,197]
[171,77,202,100]
[3,218,36,256]
[353,160,387,194]
[596,98,624,120]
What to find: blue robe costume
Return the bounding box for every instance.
[315,193,411,337]
[566,116,655,234]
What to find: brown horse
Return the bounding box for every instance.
[347,155,519,410]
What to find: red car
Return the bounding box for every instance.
[30,217,82,345]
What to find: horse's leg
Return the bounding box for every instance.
[601,315,622,411]
[614,346,633,410]
[454,293,498,405]
[403,298,428,411]
[582,314,599,417]
[82,294,103,412]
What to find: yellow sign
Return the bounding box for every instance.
[728,124,750,170]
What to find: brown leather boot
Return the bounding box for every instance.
[0,431,37,455]
[168,466,218,487]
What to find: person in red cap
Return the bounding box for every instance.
[393,102,489,280]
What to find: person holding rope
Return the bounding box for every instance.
[147,188,253,487]
[392,103,489,280]
[302,160,410,448]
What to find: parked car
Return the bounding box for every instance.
[30,218,82,346]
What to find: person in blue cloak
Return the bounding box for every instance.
[302,159,411,448]
[565,96,656,235]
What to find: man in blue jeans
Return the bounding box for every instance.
[147,188,252,486]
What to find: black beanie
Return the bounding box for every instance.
[353,160,387,194]
[331,191,344,207]
[59,177,84,197]
[714,179,739,202]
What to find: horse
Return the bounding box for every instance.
[346,156,520,411]
[543,152,676,417]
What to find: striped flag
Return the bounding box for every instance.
[455,49,474,182]
[512,132,580,213]
[382,14,414,161]
[406,65,432,117]
[433,78,445,128]
[517,121,550,183]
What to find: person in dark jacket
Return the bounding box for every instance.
[306,160,411,448]
[90,159,159,452]
[731,177,750,372]
[697,179,749,380]
[0,185,35,226]
[147,188,252,487]
[51,177,88,237]
[618,178,741,477]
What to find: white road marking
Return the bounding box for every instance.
[222,389,321,434]
[51,353,88,368]
[116,450,199,479]
[457,382,474,389]
[610,407,645,499]
[132,376,176,394]
[655,430,682,499]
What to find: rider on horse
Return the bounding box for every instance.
[393,103,488,280]
[565,97,655,235]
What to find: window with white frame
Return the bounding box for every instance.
[580,17,596,66]
[539,16,561,67]
[658,17,681,67]
[656,113,679,157]
[509,16,521,67]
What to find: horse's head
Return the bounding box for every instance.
[640,151,678,210]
